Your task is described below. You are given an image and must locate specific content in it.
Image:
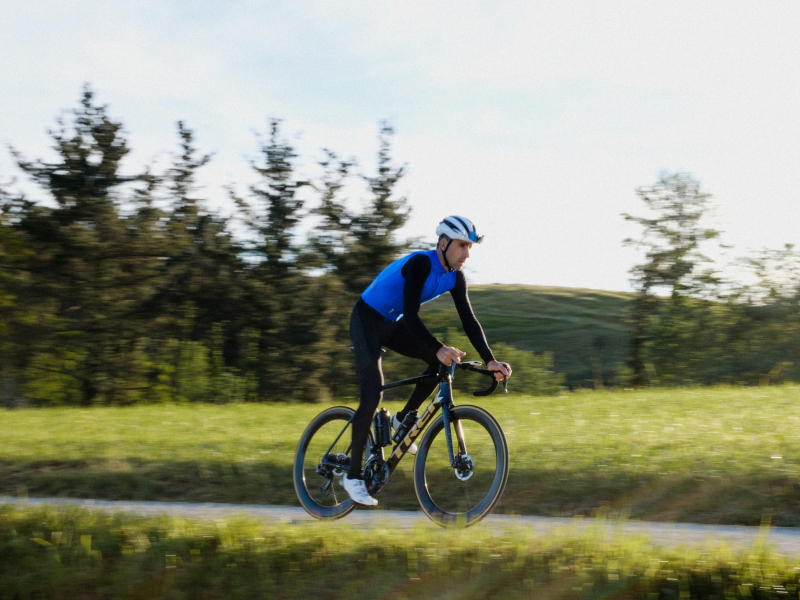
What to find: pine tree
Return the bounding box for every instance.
[8,87,152,403]
[310,124,413,394]
[244,120,337,401]
[148,122,251,401]
[0,180,39,406]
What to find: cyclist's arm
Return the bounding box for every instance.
[450,271,496,365]
[401,253,445,357]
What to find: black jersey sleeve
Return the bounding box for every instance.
[450,271,496,364]
[401,254,445,357]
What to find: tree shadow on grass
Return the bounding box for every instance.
[497,467,800,526]
[0,459,422,512]
[4,460,800,526]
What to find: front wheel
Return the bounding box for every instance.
[293,406,356,520]
[414,405,509,527]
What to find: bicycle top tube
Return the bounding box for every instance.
[380,361,505,397]
[380,371,442,392]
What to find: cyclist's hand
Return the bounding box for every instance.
[437,346,466,366]
[487,360,511,382]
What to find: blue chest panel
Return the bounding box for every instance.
[361,250,456,321]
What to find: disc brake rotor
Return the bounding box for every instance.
[454,454,475,481]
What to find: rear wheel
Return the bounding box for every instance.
[413,405,508,527]
[293,406,356,520]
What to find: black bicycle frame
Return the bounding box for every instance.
[386,362,462,471]
[320,360,497,476]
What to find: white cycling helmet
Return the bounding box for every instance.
[436,216,483,244]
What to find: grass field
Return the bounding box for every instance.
[1,504,797,599]
[3,386,800,526]
[422,284,634,387]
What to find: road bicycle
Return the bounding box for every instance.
[293,360,509,527]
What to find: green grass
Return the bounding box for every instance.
[2,503,798,600]
[3,386,800,526]
[421,284,634,387]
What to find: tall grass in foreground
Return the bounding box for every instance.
[2,504,799,600]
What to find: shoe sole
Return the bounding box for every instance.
[342,481,378,507]
[350,498,378,507]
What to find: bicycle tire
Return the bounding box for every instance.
[293,406,356,520]
[414,405,508,528]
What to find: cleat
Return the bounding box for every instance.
[392,414,418,455]
[342,476,378,506]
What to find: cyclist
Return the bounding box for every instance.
[343,216,512,506]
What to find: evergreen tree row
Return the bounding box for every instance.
[3,89,797,404]
[0,88,415,405]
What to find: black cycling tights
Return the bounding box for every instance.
[348,299,440,480]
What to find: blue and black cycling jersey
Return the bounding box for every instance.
[360,249,495,364]
[362,249,456,320]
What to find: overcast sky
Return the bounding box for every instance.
[2,1,799,291]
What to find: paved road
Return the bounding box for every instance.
[4,496,800,554]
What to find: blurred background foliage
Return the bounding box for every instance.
[1,88,799,405]
[0,88,562,405]
[623,173,800,388]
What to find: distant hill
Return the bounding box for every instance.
[420,284,635,388]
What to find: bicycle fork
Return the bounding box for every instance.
[442,401,468,468]
[440,364,468,469]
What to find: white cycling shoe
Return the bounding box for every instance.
[342,476,378,507]
[391,414,418,455]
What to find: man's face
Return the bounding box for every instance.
[442,239,472,271]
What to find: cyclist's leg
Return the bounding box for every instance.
[394,363,438,421]
[349,359,381,480]
[349,301,395,481]
[384,323,441,421]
